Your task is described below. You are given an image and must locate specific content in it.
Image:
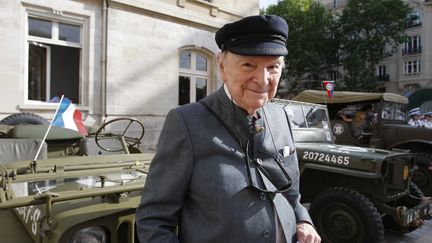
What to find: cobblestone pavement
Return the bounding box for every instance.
[384,219,432,243]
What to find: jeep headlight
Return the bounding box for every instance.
[403,165,409,180]
[68,226,107,243]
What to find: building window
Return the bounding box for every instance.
[377,65,389,81]
[27,16,82,104]
[327,70,339,81]
[403,35,422,55]
[333,0,339,9]
[406,11,421,28]
[378,65,386,76]
[178,51,210,105]
[404,60,421,74]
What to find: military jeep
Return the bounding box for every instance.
[273,99,432,243]
[0,113,152,243]
[0,154,152,243]
[0,113,146,161]
[293,90,432,197]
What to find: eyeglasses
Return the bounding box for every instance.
[244,140,293,193]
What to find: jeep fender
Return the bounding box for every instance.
[299,163,383,203]
[388,140,432,167]
[388,140,432,155]
[389,140,432,196]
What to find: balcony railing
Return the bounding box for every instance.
[402,46,422,56]
[406,21,422,28]
[378,74,390,81]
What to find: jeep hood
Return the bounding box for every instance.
[293,90,408,104]
[295,142,412,174]
[0,153,153,242]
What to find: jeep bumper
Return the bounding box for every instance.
[397,198,432,227]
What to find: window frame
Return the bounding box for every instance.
[403,35,422,55]
[406,11,422,28]
[327,70,339,81]
[28,42,51,101]
[378,65,386,76]
[178,48,214,105]
[23,7,89,108]
[333,0,339,9]
[403,59,421,75]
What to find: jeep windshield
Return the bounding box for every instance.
[273,99,333,143]
[381,101,407,122]
[10,170,146,198]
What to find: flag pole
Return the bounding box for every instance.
[32,95,65,163]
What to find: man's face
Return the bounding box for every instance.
[218,52,284,114]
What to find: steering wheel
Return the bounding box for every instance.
[95,118,145,152]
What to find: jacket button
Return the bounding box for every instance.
[263,229,271,238]
[259,192,266,200]
[256,158,263,165]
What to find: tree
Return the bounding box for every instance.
[337,0,411,91]
[264,0,339,96]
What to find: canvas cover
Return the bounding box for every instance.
[293,90,408,104]
[0,139,47,164]
[10,124,84,140]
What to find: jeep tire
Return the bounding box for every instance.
[0,112,49,125]
[412,153,432,196]
[309,187,384,243]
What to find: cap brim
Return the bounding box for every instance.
[228,42,288,56]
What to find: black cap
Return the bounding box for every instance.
[215,15,288,56]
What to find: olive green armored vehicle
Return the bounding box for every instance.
[0,113,152,243]
[293,90,432,197]
[273,99,432,243]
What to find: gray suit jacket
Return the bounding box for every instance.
[136,87,312,243]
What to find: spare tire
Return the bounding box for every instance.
[0,113,49,125]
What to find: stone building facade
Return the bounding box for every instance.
[0,0,259,150]
[319,0,432,96]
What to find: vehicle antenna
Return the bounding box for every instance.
[31,95,65,173]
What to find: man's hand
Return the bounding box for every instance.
[296,222,321,243]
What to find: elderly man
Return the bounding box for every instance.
[135,15,320,243]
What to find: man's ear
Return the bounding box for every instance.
[217,53,227,81]
[217,53,224,71]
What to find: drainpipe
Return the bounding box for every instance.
[101,0,108,122]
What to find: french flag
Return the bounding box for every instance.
[52,97,88,136]
[323,80,335,101]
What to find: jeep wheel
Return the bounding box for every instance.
[309,187,384,243]
[382,183,426,234]
[397,183,425,208]
[0,112,49,125]
[412,155,432,196]
[410,183,424,199]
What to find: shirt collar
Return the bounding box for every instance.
[223,84,234,103]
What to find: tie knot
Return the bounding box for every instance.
[249,116,265,134]
[248,117,256,135]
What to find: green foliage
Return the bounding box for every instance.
[263,0,411,93]
[337,0,411,91]
[265,0,338,94]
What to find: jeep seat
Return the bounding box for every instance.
[9,124,84,140]
[0,138,47,164]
